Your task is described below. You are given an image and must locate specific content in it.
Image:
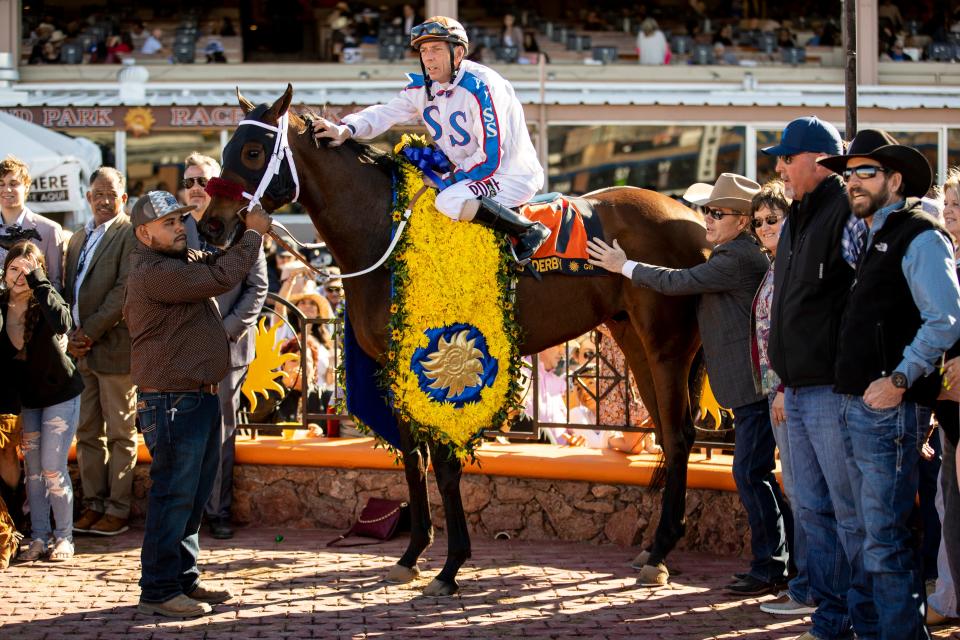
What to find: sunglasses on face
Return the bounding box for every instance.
[752,214,782,229]
[842,165,888,181]
[703,207,745,220]
[182,177,209,189]
[325,286,343,293]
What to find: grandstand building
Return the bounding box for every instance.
[0,0,957,230]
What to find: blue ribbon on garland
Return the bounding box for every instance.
[410,323,499,409]
[401,146,453,188]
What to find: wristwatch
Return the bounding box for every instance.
[891,372,908,389]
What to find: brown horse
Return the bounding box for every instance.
[202,85,711,595]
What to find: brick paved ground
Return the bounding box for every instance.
[2,527,958,640]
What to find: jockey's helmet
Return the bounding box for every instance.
[410,16,469,51]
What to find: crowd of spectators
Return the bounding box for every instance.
[23,11,238,65]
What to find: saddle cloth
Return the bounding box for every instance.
[519,193,604,276]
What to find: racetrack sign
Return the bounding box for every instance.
[25,162,85,214]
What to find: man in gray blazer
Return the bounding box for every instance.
[588,174,792,595]
[182,152,268,539]
[0,156,65,291]
[65,167,138,536]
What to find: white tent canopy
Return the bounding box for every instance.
[0,111,101,220]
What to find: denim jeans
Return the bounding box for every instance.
[841,395,931,640]
[785,386,875,640]
[770,392,812,605]
[733,399,791,583]
[918,432,942,581]
[138,391,221,603]
[21,395,81,542]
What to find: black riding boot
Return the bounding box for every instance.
[471,196,550,265]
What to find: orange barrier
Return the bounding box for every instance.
[71,436,754,493]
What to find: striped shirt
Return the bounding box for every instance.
[123,229,262,391]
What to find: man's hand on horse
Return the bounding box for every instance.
[244,204,273,236]
[312,117,352,147]
[587,238,628,274]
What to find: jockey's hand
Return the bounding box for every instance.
[312,117,352,147]
[244,204,273,236]
[586,238,628,274]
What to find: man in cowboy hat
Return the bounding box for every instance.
[587,174,789,591]
[758,116,870,639]
[821,129,960,640]
[312,16,549,264]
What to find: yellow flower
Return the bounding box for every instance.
[390,304,399,314]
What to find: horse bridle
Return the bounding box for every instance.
[207,111,430,281]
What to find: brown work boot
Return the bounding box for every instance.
[137,594,212,618]
[187,581,234,604]
[89,514,129,536]
[73,509,103,533]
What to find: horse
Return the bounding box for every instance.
[202,85,711,595]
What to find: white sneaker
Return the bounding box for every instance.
[760,592,817,616]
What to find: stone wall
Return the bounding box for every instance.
[120,463,752,556]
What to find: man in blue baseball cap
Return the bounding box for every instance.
[758,117,879,640]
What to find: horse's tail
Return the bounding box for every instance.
[647,347,704,491]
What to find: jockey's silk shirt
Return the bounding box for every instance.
[341,59,543,190]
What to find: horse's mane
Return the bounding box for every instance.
[290,108,396,178]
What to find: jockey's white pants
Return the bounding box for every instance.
[434,173,541,221]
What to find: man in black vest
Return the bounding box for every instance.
[761,117,871,640]
[820,129,960,640]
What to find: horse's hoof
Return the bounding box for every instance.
[630,550,650,569]
[637,562,669,587]
[422,578,459,597]
[385,563,420,584]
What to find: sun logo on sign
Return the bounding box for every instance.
[124,107,155,137]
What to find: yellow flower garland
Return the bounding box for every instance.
[384,135,521,458]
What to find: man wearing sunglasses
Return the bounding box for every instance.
[820,130,960,640]
[312,16,549,264]
[180,152,268,541]
[759,116,869,640]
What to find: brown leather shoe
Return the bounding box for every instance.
[89,514,129,536]
[138,594,211,618]
[187,581,234,604]
[73,509,103,533]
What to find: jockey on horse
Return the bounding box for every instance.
[312,16,550,264]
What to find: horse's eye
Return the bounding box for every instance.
[248,150,260,158]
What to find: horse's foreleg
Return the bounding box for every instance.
[387,424,433,584]
[423,441,470,596]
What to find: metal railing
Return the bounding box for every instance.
[243,294,735,455]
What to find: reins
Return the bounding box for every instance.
[210,112,429,282]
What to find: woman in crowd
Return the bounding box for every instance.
[1,241,83,561]
[587,173,792,595]
[748,180,816,615]
[500,14,525,55]
[930,167,960,626]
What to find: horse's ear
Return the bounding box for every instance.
[237,87,256,115]
[265,84,294,123]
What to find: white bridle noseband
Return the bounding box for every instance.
[236,111,300,212]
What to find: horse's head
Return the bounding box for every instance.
[200,84,300,246]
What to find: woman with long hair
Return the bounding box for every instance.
[1,240,83,561]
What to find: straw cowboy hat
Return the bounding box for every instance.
[692,173,761,213]
[290,286,329,313]
[817,129,933,199]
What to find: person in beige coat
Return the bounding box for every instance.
[64,167,137,536]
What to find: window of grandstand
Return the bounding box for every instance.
[125,130,221,199]
[547,125,745,197]
[948,129,960,171]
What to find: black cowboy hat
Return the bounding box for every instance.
[817,129,933,198]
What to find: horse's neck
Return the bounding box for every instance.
[291,135,393,274]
